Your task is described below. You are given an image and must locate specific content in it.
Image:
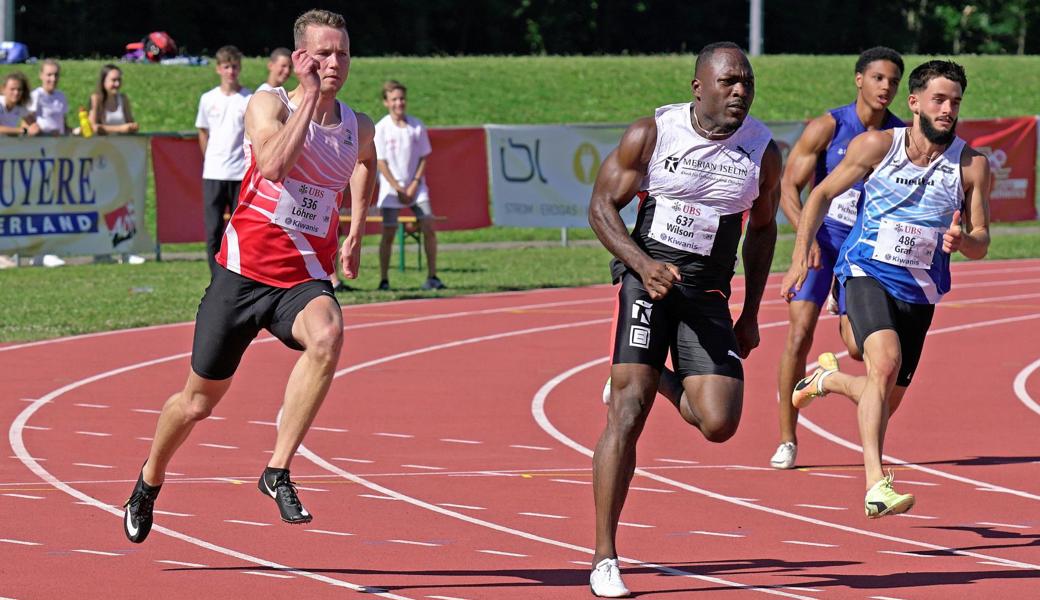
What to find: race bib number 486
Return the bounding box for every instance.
[272,177,337,237]
[649,198,720,256]
[872,218,939,270]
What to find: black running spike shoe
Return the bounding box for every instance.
[258,468,312,524]
[123,471,161,543]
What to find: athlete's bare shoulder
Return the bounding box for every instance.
[797,112,837,153]
[959,143,991,188]
[353,110,375,144]
[845,129,894,166]
[616,116,657,169]
[247,89,289,124]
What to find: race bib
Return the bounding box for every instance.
[825,188,860,227]
[272,177,337,237]
[872,218,939,269]
[649,198,720,256]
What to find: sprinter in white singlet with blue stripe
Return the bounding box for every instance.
[781,60,991,519]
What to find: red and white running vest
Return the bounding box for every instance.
[217,88,359,288]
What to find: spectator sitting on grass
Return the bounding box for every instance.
[257,47,292,92]
[89,64,140,135]
[0,72,40,136]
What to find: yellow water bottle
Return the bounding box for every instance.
[78,106,93,138]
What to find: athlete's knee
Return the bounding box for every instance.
[867,355,900,385]
[305,322,343,365]
[698,411,740,443]
[175,389,218,422]
[785,326,815,357]
[607,393,652,442]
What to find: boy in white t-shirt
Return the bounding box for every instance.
[374,80,442,291]
[256,47,291,93]
[196,45,251,276]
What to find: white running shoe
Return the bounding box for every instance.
[34,254,66,267]
[602,377,612,405]
[770,441,797,470]
[590,558,630,598]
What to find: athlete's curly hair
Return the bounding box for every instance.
[908,60,968,94]
[855,46,903,76]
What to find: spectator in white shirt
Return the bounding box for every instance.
[256,47,292,93]
[29,59,69,136]
[375,80,443,291]
[89,64,140,135]
[196,45,251,276]
[0,72,39,136]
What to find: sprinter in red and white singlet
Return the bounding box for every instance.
[122,9,377,543]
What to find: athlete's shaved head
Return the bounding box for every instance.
[293,9,348,47]
[691,41,754,136]
[694,41,747,78]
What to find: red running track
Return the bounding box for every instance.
[2,259,1039,599]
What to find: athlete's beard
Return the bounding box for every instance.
[920,112,957,145]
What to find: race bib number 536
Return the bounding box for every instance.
[872,218,939,270]
[272,177,337,237]
[649,198,720,256]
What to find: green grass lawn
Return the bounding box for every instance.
[3,54,1039,342]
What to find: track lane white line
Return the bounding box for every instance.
[532,356,1040,571]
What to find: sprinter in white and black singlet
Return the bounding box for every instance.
[587,42,781,598]
[782,60,991,519]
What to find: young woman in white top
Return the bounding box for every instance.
[89,64,139,135]
[0,71,40,136]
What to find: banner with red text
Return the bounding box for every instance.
[0,136,152,255]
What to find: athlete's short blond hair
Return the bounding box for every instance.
[293,9,347,47]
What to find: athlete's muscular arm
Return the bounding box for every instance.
[588,117,680,300]
[781,115,835,269]
[781,130,890,300]
[247,50,322,182]
[945,148,991,259]
[341,113,377,280]
[734,140,781,358]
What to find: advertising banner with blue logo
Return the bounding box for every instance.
[486,121,807,228]
[0,136,152,255]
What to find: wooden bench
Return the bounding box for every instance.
[340,215,447,272]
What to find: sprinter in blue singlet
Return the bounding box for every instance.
[781,60,991,519]
[771,47,905,471]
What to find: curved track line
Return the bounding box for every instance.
[13,316,813,600]
[8,355,410,599]
[1012,357,1040,417]
[798,313,1040,501]
[531,357,1040,571]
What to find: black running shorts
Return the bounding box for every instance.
[190,265,338,380]
[611,270,743,380]
[844,276,935,387]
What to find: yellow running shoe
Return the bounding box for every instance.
[864,473,915,519]
[792,352,839,409]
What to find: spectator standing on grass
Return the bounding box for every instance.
[89,64,145,265]
[197,45,251,276]
[89,64,140,135]
[374,80,443,291]
[27,60,68,267]
[257,47,292,92]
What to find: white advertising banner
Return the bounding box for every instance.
[487,121,807,228]
[0,136,153,255]
[487,124,635,228]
